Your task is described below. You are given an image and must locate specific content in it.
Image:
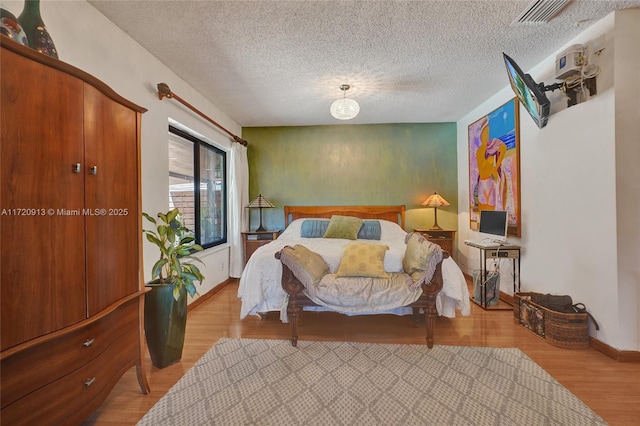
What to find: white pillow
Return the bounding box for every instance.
[279,218,315,239]
[379,219,408,241]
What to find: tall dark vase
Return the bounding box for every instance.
[144,283,188,369]
[18,0,57,58]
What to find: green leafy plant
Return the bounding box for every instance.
[143,208,205,300]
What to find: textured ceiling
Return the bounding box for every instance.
[88,0,640,127]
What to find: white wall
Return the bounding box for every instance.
[613,9,640,353]
[457,10,639,351]
[1,0,240,299]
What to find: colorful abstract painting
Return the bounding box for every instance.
[468,98,521,236]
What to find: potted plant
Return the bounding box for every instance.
[142,208,205,368]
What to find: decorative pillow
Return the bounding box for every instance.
[323,215,363,240]
[402,232,443,289]
[300,219,329,238]
[336,243,389,278]
[279,245,329,288]
[357,220,382,240]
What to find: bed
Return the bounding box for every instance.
[237,205,470,344]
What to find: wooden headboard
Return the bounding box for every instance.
[284,205,405,228]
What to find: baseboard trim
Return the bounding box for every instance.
[188,278,234,312]
[588,338,640,362]
[499,290,514,306]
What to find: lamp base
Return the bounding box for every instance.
[429,207,443,231]
[255,207,267,232]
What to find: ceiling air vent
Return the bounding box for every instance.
[512,0,572,25]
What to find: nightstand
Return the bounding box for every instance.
[242,230,282,265]
[413,229,456,259]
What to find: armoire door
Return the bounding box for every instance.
[1,48,86,350]
[83,84,140,316]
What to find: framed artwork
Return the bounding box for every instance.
[468,98,521,236]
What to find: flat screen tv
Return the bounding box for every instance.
[503,52,551,129]
[479,210,508,242]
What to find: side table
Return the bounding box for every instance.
[242,230,282,265]
[414,229,456,259]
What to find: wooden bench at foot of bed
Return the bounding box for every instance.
[276,252,448,348]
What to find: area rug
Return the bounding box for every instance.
[137,338,606,425]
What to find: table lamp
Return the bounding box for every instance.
[421,192,450,230]
[247,194,275,232]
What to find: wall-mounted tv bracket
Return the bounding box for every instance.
[539,82,564,92]
[540,78,596,108]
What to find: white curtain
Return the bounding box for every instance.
[229,142,249,278]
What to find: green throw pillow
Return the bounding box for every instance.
[323,215,363,240]
[336,243,389,278]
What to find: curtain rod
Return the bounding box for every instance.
[157,82,248,146]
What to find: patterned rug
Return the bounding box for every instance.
[137,338,606,425]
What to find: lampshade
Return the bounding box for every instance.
[330,84,360,120]
[421,193,450,208]
[421,192,450,230]
[247,194,275,209]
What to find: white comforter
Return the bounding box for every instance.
[238,219,470,320]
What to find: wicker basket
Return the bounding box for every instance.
[514,292,590,349]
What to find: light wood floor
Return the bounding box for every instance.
[84,280,640,426]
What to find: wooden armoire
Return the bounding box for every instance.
[0,38,149,424]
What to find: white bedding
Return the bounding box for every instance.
[238,219,470,320]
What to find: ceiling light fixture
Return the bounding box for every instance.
[330,84,360,120]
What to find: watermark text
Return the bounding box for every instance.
[1,208,129,216]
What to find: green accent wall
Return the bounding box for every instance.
[243,123,457,232]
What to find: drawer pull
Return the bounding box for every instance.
[83,338,95,347]
[84,377,96,387]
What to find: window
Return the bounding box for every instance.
[168,125,227,249]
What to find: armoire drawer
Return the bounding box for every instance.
[1,321,139,425]
[0,300,138,408]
